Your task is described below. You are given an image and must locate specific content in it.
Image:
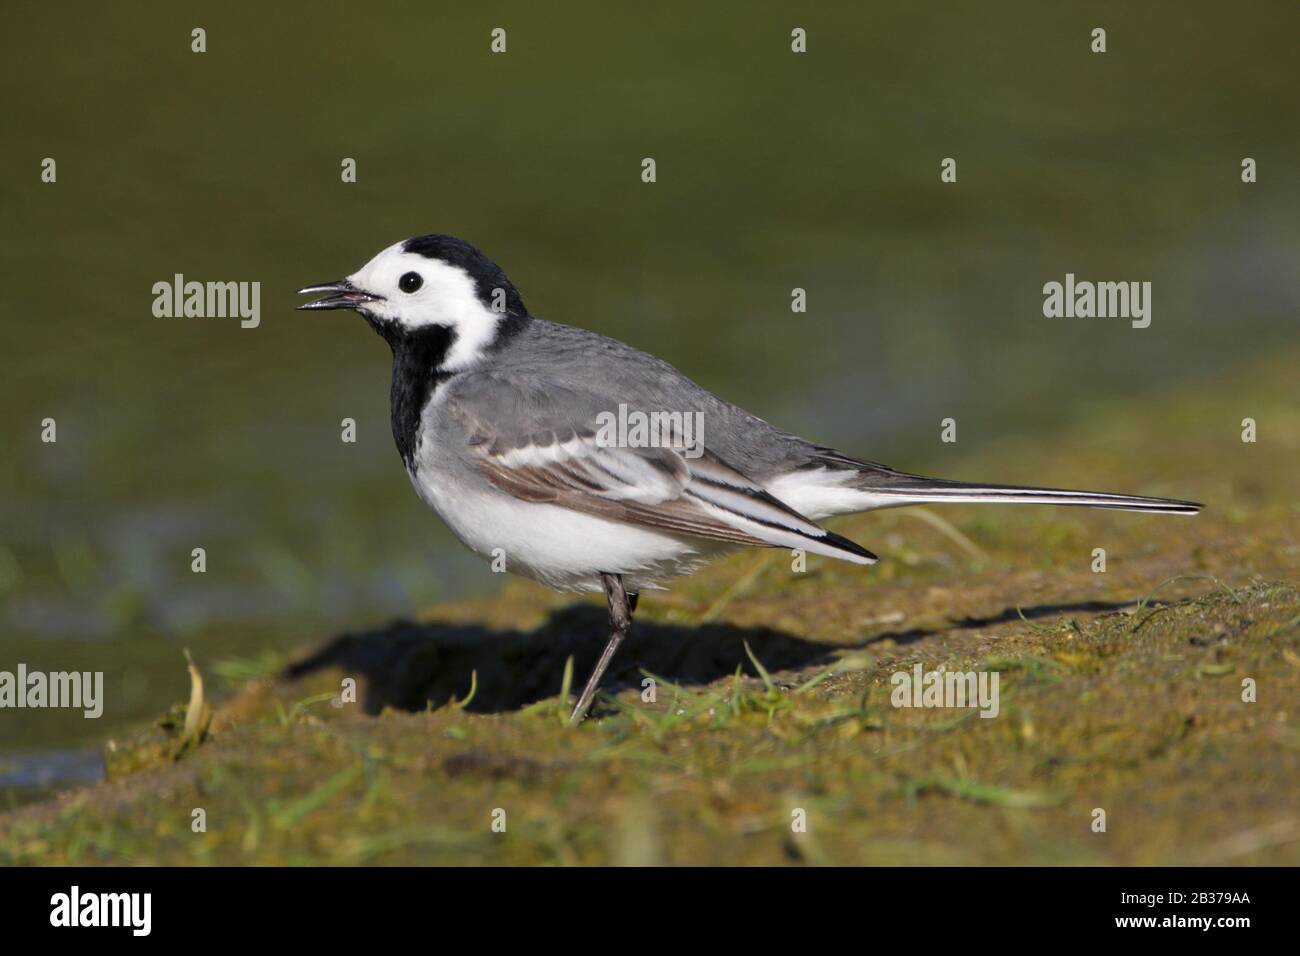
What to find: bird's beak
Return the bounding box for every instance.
[296,279,385,311]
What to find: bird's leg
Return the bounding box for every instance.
[569,573,633,723]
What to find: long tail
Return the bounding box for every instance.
[850,470,1202,515]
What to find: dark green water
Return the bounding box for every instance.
[2,2,1297,796]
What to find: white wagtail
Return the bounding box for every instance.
[300,235,1202,720]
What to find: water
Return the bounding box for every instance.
[2,1,1297,799]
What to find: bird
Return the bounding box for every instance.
[299,234,1202,721]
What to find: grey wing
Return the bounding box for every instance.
[444,378,876,564]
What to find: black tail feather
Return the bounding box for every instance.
[853,471,1202,515]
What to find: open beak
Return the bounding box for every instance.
[296,279,385,311]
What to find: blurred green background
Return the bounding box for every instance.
[1,1,1296,798]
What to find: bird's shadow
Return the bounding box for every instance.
[283,604,839,715]
[283,595,1158,716]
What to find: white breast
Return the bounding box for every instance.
[406,464,725,592]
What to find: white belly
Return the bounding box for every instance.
[407,465,726,592]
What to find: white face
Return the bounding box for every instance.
[349,241,503,372]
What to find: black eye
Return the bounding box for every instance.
[399,272,423,294]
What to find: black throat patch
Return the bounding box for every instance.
[371,319,457,469]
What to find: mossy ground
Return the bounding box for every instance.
[3,352,1297,865]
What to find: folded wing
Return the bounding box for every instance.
[468,422,876,565]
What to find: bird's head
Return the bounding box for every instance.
[298,234,529,370]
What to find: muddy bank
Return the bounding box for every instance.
[3,352,1297,865]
